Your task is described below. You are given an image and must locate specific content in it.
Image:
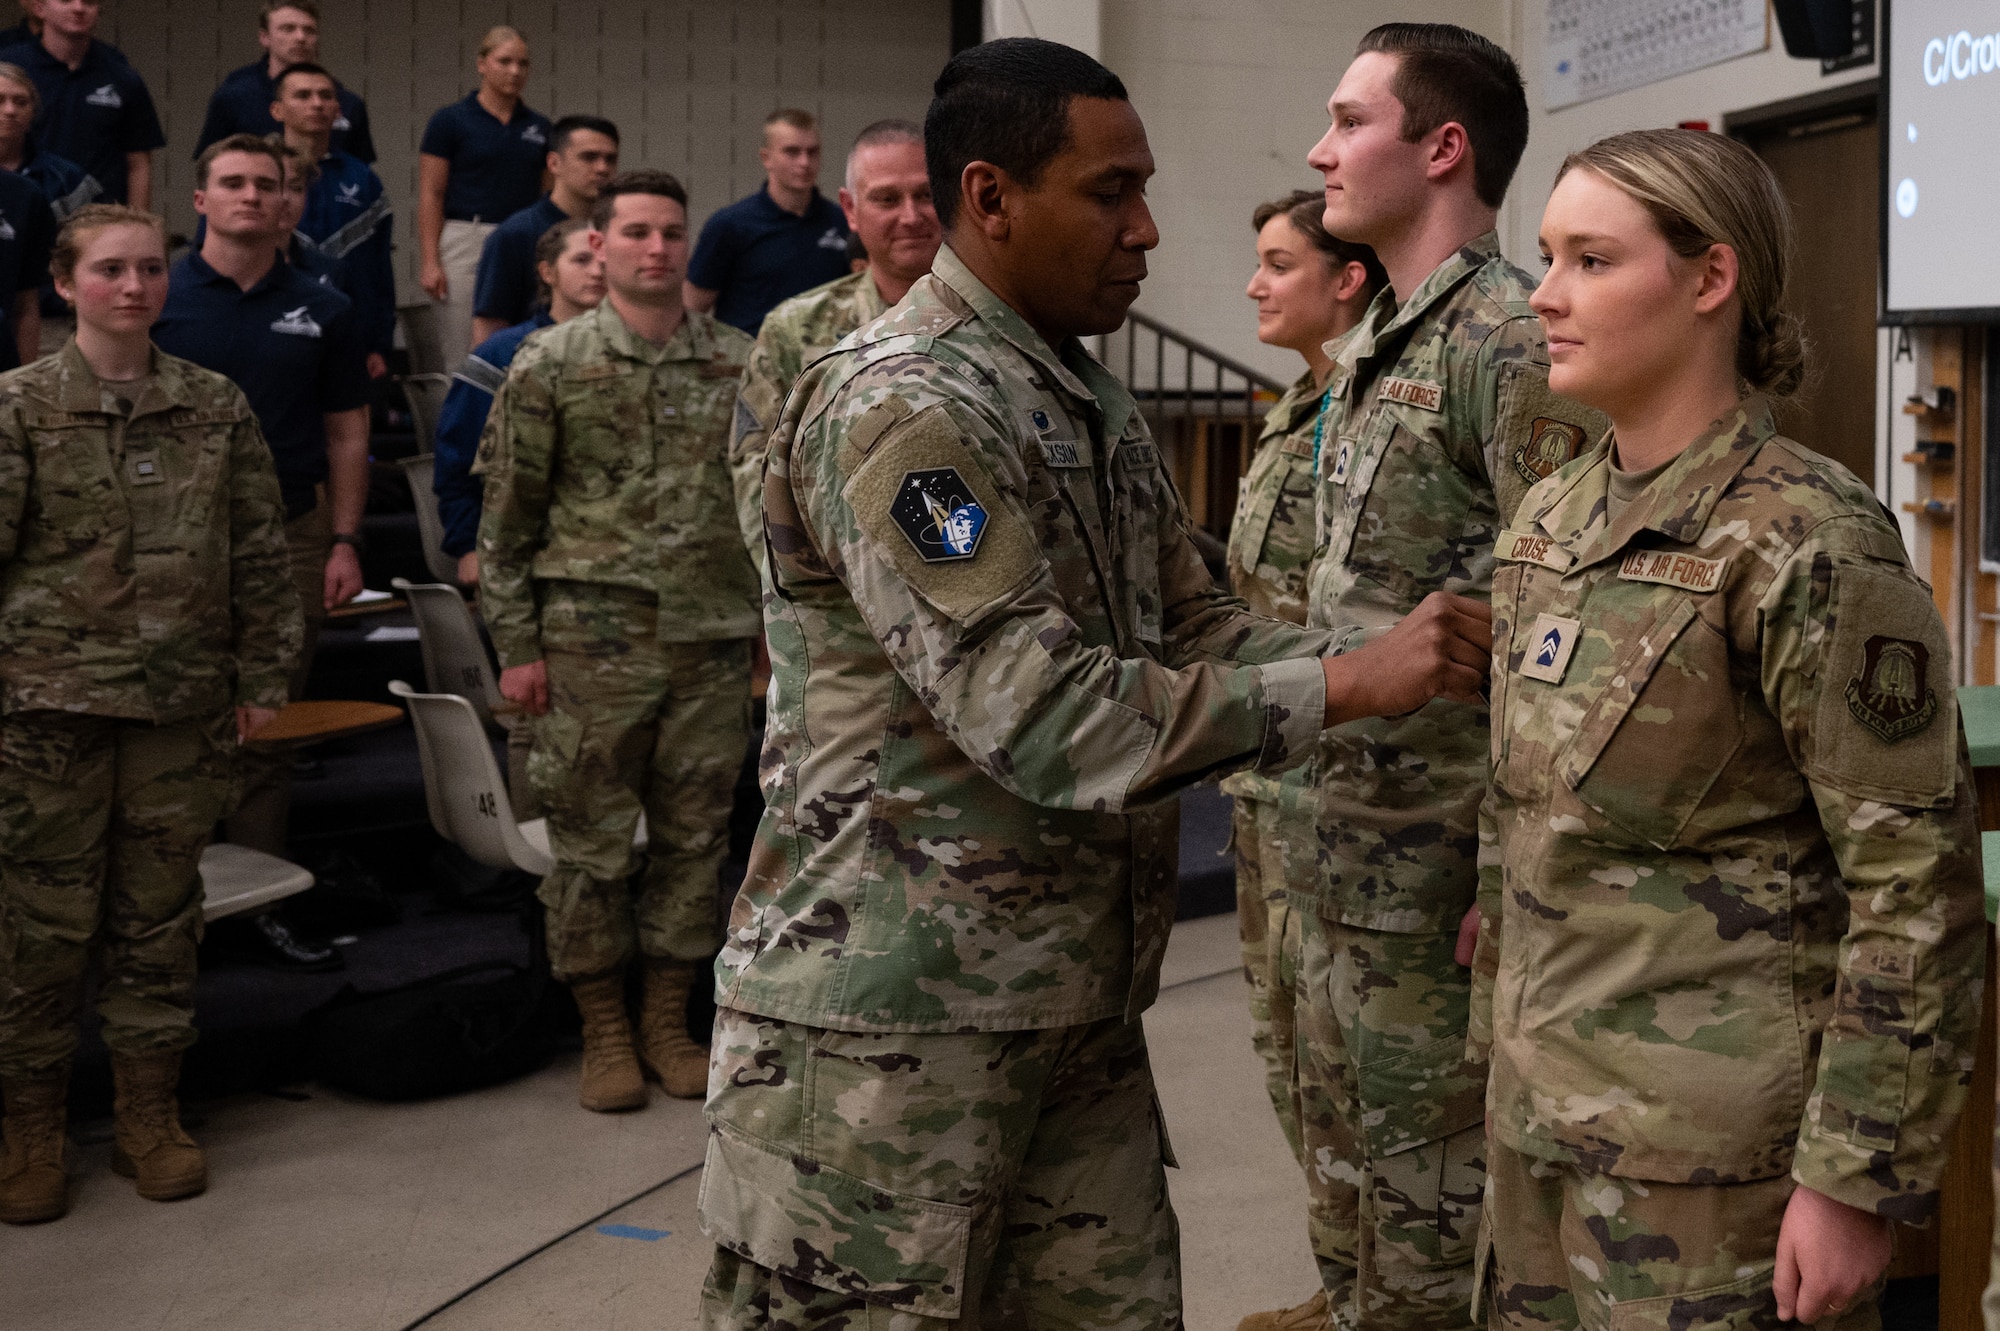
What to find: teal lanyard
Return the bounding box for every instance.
[1309,385,1336,476]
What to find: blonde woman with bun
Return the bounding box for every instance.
[1473,128,1984,1329]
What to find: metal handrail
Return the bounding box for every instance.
[1121,310,1286,396]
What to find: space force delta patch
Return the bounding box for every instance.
[890,468,990,562]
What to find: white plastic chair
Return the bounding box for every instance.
[396,453,463,586]
[391,577,503,725]
[199,843,315,922]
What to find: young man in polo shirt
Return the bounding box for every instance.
[152,136,371,908]
[470,113,618,345]
[0,0,162,208]
[193,1,375,163]
[683,107,850,333]
[270,61,393,376]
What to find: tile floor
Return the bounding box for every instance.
[4,913,1322,1331]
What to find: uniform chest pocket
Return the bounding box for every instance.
[658,379,738,465]
[24,419,116,534]
[1561,597,1742,849]
[1111,443,1169,648]
[154,423,231,529]
[554,370,644,499]
[1334,421,1473,601]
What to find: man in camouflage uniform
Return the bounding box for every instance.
[0,316,301,1222]
[480,171,759,1111]
[730,117,940,575]
[1476,398,1984,1326]
[698,39,1496,1329]
[1285,26,1606,1331]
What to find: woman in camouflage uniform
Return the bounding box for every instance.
[1225,189,1384,1330]
[0,206,300,1224]
[1475,130,1984,1329]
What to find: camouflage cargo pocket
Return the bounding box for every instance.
[1812,939,1914,1152]
[697,1121,974,1318]
[0,713,87,783]
[1357,1029,1486,1160]
[1604,1267,1774,1331]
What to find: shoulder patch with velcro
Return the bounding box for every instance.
[842,403,1040,624]
[836,394,913,473]
[1492,361,1605,527]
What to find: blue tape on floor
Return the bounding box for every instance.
[595,1224,671,1241]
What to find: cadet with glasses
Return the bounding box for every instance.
[1476,127,1984,1331]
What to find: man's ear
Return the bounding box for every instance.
[1424,121,1473,187]
[1333,259,1371,305]
[958,161,1012,242]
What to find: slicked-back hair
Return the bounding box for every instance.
[54,204,166,285]
[260,1,320,26]
[196,133,286,189]
[590,170,688,229]
[272,60,335,98]
[550,114,619,156]
[845,117,922,192]
[1252,188,1388,302]
[1356,23,1528,209]
[924,37,1128,232]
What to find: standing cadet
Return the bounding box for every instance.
[1287,25,1605,1331]
[469,114,619,345]
[730,117,940,574]
[0,0,162,209]
[0,205,301,1223]
[1224,188,1382,1328]
[700,39,1494,1328]
[193,2,375,164]
[479,171,759,1111]
[1478,127,1984,1329]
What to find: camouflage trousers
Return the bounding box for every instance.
[1232,791,1310,1166]
[1296,910,1486,1330]
[529,581,752,980]
[0,711,237,1079]
[1481,1140,1881,1331]
[699,1008,1182,1329]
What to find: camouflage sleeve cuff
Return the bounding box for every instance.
[1258,656,1327,769]
[235,673,291,712]
[491,634,542,670]
[1789,1133,1940,1223]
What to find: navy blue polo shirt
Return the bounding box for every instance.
[153,250,371,517]
[686,184,850,333]
[11,146,92,319]
[194,60,375,163]
[418,92,551,223]
[0,38,163,205]
[472,194,566,325]
[0,169,51,373]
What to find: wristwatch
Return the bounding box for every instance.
[331,532,368,556]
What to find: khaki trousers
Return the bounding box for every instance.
[432,220,496,373]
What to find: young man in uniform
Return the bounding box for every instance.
[470,114,619,345]
[0,0,161,208]
[730,117,940,575]
[479,171,760,1111]
[1259,25,1605,1331]
[683,108,850,333]
[698,38,1495,1329]
[153,137,370,964]
[193,2,374,163]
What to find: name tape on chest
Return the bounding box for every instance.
[1518,613,1581,684]
[1038,438,1087,468]
[890,467,990,562]
[1617,549,1727,594]
[1379,377,1443,412]
[1496,528,1573,573]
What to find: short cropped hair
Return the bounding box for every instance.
[925,37,1128,232]
[550,114,619,156]
[590,170,688,229]
[260,1,320,26]
[196,133,286,189]
[1355,23,1528,209]
[53,204,166,285]
[764,108,817,137]
[0,62,37,113]
[1253,188,1389,300]
[272,61,335,97]
[845,117,922,192]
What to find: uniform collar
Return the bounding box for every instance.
[49,339,192,415]
[1261,369,1326,439]
[1535,397,1776,568]
[589,297,710,364]
[929,245,1137,447]
[1325,231,1504,387]
[181,246,298,300]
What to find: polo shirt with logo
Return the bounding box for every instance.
[152,250,370,518]
[0,168,50,373]
[0,37,163,205]
[194,59,376,163]
[685,184,850,333]
[7,145,88,319]
[298,151,395,357]
[472,193,567,328]
[418,91,551,224]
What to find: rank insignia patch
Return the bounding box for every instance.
[1513,416,1588,486]
[1518,613,1581,684]
[1846,634,1938,742]
[891,467,989,562]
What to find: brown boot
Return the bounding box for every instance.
[0,1067,69,1224]
[637,960,709,1099]
[571,973,645,1112]
[109,1052,206,1202]
[1236,1290,1329,1331]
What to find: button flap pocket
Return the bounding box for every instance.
[698,1123,973,1319]
[1357,1031,1486,1160]
[1557,596,1699,794]
[0,716,84,783]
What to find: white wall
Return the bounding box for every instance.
[985,0,1101,56]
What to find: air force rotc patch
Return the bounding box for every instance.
[891,468,989,562]
[1512,416,1589,486]
[1846,634,1938,742]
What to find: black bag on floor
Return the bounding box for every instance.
[305,911,562,1101]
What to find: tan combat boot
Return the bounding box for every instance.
[636,959,709,1099]
[109,1052,207,1202]
[0,1067,70,1224]
[1236,1290,1330,1331]
[571,973,646,1112]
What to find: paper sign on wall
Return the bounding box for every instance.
[1546,0,1770,109]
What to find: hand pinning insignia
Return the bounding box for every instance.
[1846,634,1938,741]
[890,467,989,562]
